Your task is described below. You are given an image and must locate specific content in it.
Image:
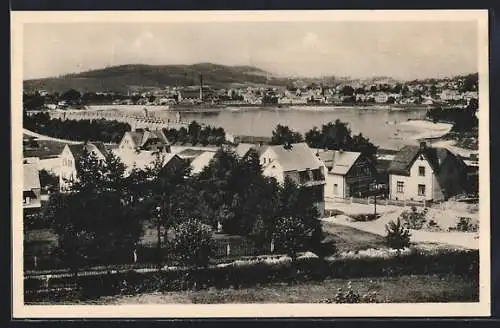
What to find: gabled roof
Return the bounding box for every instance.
[177,148,205,159]
[23,163,40,191]
[127,130,170,148]
[387,145,460,176]
[235,143,268,158]
[317,150,362,175]
[23,140,67,159]
[113,149,180,174]
[67,142,107,162]
[266,143,323,172]
[190,151,217,174]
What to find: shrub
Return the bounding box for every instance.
[400,206,428,230]
[325,209,344,217]
[171,218,216,267]
[452,217,479,232]
[424,219,442,232]
[385,218,411,251]
[272,217,307,259]
[350,213,380,222]
[320,281,384,303]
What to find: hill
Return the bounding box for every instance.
[23,63,291,94]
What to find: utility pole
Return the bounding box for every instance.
[155,205,162,270]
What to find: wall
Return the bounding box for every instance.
[344,156,376,197]
[118,133,136,151]
[262,162,284,185]
[58,146,77,191]
[325,173,345,198]
[389,156,436,201]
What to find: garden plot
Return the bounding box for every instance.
[322,203,479,250]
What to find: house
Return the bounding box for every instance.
[234,143,268,158]
[59,142,108,191]
[118,129,171,153]
[387,142,467,202]
[23,137,67,174]
[190,151,217,175]
[23,163,42,213]
[113,149,184,176]
[259,143,326,216]
[462,153,479,195]
[176,148,206,162]
[317,149,377,199]
[374,93,389,103]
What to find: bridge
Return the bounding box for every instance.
[47,110,236,142]
[48,110,191,131]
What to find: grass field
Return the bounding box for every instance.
[25,221,389,258]
[35,273,478,304]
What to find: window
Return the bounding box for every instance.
[299,170,310,183]
[418,166,425,176]
[418,184,426,196]
[25,197,30,204]
[333,184,338,195]
[397,181,404,193]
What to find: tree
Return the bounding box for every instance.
[23,92,45,111]
[48,150,144,273]
[305,120,378,163]
[277,177,322,252]
[341,86,355,96]
[39,169,59,193]
[273,216,307,259]
[350,133,378,163]
[171,218,215,267]
[385,218,411,252]
[60,89,81,104]
[270,124,304,145]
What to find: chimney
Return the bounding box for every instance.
[199,73,203,101]
[420,141,427,150]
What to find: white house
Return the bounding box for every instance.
[317,150,377,199]
[190,151,217,175]
[59,142,107,191]
[118,129,171,153]
[260,143,327,216]
[387,142,467,202]
[23,163,41,212]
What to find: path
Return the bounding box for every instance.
[429,139,477,158]
[323,200,479,250]
[23,129,82,145]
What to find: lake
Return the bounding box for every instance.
[89,105,452,150]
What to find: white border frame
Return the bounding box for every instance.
[11,10,491,318]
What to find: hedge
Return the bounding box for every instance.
[25,248,478,302]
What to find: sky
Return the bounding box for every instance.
[23,21,479,80]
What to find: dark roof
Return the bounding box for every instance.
[377,148,399,156]
[375,159,393,173]
[23,140,67,159]
[90,141,108,157]
[128,130,170,148]
[68,142,107,162]
[387,145,460,176]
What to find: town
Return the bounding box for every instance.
[23,72,479,110]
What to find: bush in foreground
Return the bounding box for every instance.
[385,218,411,251]
[171,218,216,267]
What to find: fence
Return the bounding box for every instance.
[325,196,427,208]
[25,235,271,271]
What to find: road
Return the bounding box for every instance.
[23,129,82,145]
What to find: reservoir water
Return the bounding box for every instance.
[89,105,452,150]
